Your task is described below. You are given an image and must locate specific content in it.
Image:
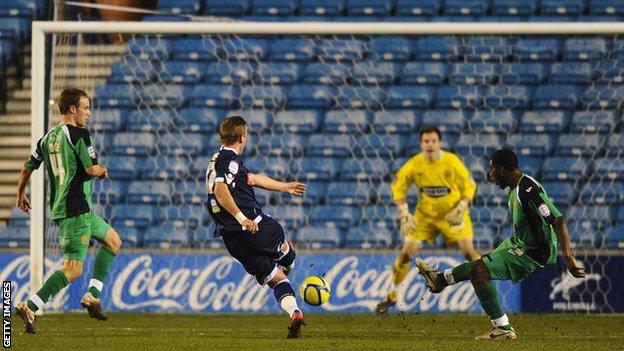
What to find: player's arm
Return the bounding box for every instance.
[16,139,44,213]
[391,160,417,234]
[445,157,476,226]
[247,173,305,196]
[214,182,258,233]
[553,216,586,278]
[72,128,107,180]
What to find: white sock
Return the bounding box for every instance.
[30,294,44,310]
[88,278,104,293]
[280,295,299,318]
[444,269,456,285]
[491,314,509,327]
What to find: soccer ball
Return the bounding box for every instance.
[299,275,331,306]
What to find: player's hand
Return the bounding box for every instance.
[445,200,468,226]
[242,219,259,234]
[398,203,417,235]
[565,255,586,278]
[99,166,108,180]
[16,194,31,214]
[285,182,306,197]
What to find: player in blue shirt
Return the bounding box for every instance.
[206,116,307,338]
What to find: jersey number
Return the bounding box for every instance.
[48,142,66,185]
[205,153,218,195]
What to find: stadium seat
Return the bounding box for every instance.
[161,62,205,84]
[352,62,397,85]
[589,0,624,14]
[127,109,177,133]
[163,205,205,229]
[140,156,192,181]
[347,0,393,15]
[556,134,604,157]
[505,134,555,156]
[188,85,239,108]
[604,224,624,249]
[570,111,619,134]
[562,38,609,61]
[541,181,578,205]
[340,158,391,181]
[144,224,190,249]
[322,110,371,133]
[436,85,484,109]
[273,110,322,134]
[227,109,272,133]
[0,227,29,248]
[156,0,200,14]
[269,38,317,62]
[368,36,411,61]
[445,0,490,15]
[253,188,272,206]
[354,134,406,158]
[413,36,462,61]
[517,155,543,178]
[127,36,171,61]
[223,38,269,61]
[405,134,460,155]
[422,109,465,133]
[363,205,400,229]
[127,181,175,205]
[290,157,342,181]
[462,37,511,62]
[450,63,498,85]
[568,205,615,227]
[116,227,141,248]
[396,0,441,15]
[178,108,220,133]
[136,84,185,108]
[309,205,360,229]
[461,154,488,182]
[513,38,560,62]
[173,37,223,61]
[92,108,125,132]
[256,134,307,157]
[579,182,624,205]
[92,180,128,205]
[94,84,135,107]
[468,109,517,134]
[318,38,366,61]
[499,63,549,85]
[594,158,624,181]
[484,85,532,109]
[275,181,328,205]
[400,62,448,85]
[606,134,624,157]
[372,110,419,134]
[327,182,374,205]
[304,62,351,85]
[540,0,585,15]
[345,223,393,249]
[307,134,353,157]
[581,84,624,110]
[159,133,206,156]
[204,0,250,15]
[299,0,346,16]
[550,62,594,84]
[294,226,343,249]
[252,0,297,15]
[105,156,143,180]
[386,86,434,108]
[110,204,157,228]
[542,156,592,181]
[8,207,29,228]
[204,62,253,84]
[492,0,538,15]
[287,85,336,108]
[519,110,569,133]
[595,59,624,84]
[533,84,583,109]
[472,224,498,250]
[472,206,509,225]
[245,156,289,179]
[109,59,161,84]
[254,63,302,84]
[455,133,502,156]
[111,133,156,156]
[174,180,204,205]
[335,86,387,110]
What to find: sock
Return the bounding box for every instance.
[451,261,473,283]
[89,247,116,298]
[474,282,505,322]
[491,314,512,330]
[27,270,70,312]
[273,279,299,317]
[391,257,410,286]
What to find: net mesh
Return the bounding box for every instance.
[40,30,624,313]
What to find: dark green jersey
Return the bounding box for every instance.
[507,174,562,265]
[24,124,99,220]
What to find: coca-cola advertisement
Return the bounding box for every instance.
[0,253,520,314]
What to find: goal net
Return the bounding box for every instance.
[24,21,624,314]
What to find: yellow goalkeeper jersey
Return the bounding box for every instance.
[391,151,476,220]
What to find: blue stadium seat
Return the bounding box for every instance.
[542,156,592,181]
[556,134,604,157]
[287,85,336,108]
[596,60,624,84]
[618,206,624,223]
[499,63,549,85]
[352,62,397,85]
[127,181,175,204]
[589,0,624,14]
[368,36,411,61]
[137,85,185,108]
[204,62,252,84]
[92,108,125,132]
[474,182,508,206]
[541,181,578,205]
[346,223,393,249]
[576,14,620,21]
[520,110,568,133]
[109,59,160,84]
[304,62,351,85]
[256,134,307,157]
[568,205,615,226]
[142,15,192,22]
[273,110,321,134]
[570,111,619,134]
[504,134,555,156]
[192,222,222,249]
[0,17,29,44]
[455,133,502,156]
[255,63,302,84]
[396,0,440,15]
[540,0,585,15]
[472,225,498,250]
[400,62,448,85]
[0,0,37,18]
[299,0,346,15]
[105,156,143,180]
[581,85,624,110]
[436,85,484,109]
[422,109,465,133]
[323,110,371,133]
[606,134,624,157]
[226,109,271,133]
[8,207,29,228]
[159,133,205,156]
[462,37,511,62]
[335,86,387,110]
[468,109,517,133]
[178,108,220,133]
[245,156,289,179]
[163,205,205,229]
[307,134,353,157]
[144,224,190,248]
[318,38,366,61]
[513,38,560,62]
[223,38,269,61]
[472,206,509,225]
[174,180,204,205]
[347,0,393,15]
[110,204,157,228]
[387,86,434,108]
[445,0,490,15]
[252,0,297,15]
[111,133,155,156]
[450,63,498,85]
[579,182,624,205]
[413,36,462,61]
[354,134,406,158]
[484,85,532,109]
[492,0,537,15]
[363,205,400,229]
[309,205,360,229]
[156,0,200,14]
[594,158,624,181]
[204,0,250,15]
[115,226,141,248]
[92,180,128,204]
[275,181,328,205]
[461,154,488,182]
[567,206,614,247]
[188,85,239,108]
[372,110,418,134]
[533,84,583,109]
[290,157,341,181]
[341,158,391,181]
[127,109,177,133]
[173,37,222,61]
[550,62,594,84]
[94,84,135,107]
[373,180,418,204]
[127,37,171,61]
[269,38,317,62]
[604,224,624,249]
[161,62,205,84]
[562,38,609,61]
[0,227,29,248]
[327,182,375,205]
[518,155,543,178]
[294,226,343,249]
[140,156,191,180]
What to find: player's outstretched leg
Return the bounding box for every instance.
[268,268,306,339]
[375,242,419,316]
[83,227,121,321]
[415,258,448,293]
[15,302,37,334]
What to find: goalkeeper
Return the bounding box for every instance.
[375,126,479,316]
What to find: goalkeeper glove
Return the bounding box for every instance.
[445,199,469,228]
[398,203,417,235]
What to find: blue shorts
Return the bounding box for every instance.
[221,216,293,285]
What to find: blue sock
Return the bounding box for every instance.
[273,280,295,303]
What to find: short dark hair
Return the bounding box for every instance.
[219,115,247,145]
[419,126,442,141]
[59,88,89,114]
[490,148,519,171]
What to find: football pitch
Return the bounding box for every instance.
[8,313,623,351]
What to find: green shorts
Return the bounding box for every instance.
[482,239,544,283]
[57,211,111,261]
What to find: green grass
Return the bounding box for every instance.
[8,313,624,351]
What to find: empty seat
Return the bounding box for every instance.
[341,158,391,181]
[127,181,175,204]
[468,109,517,133]
[244,156,289,179]
[255,134,307,157]
[204,62,253,84]
[127,36,171,61]
[472,224,498,250]
[163,205,205,229]
[542,156,592,181]
[335,86,387,110]
[141,156,191,180]
[520,110,568,133]
[137,85,185,108]
[386,86,434,108]
[109,58,161,84]
[204,0,250,15]
[346,223,393,249]
[188,85,239,108]
[275,181,328,205]
[492,0,537,15]
[173,37,222,61]
[269,38,316,62]
[540,0,585,15]
[106,156,143,180]
[318,38,366,61]
[178,108,220,133]
[222,38,269,61]
[111,133,156,156]
[0,227,29,248]
[92,180,128,204]
[513,38,560,62]
[159,133,205,156]
[589,0,624,14]
[174,180,204,205]
[354,134,406,158]
[401,62,448,85]
[570,111,619,133]
[161,61,205,84]
[436,85,484,108]
[450,63,498,85]
[550,62,594,84]
[368,36,411,61]
[304,62,351,85]
[307,134,353,157]
[255,63,302,84]
[92,108,125,132]
[475,182,507,206]
[252,0,297,15]
[472,206,509,225]
[110,204,157,228]
[294,226,342,249]
[363,204,400,229]
[445,0,490,15]
[290,158,341,181]
[422,109,465,133]
[595,60,624,84]
[287,85,336,108]
[157,0,200,14]
[594,158,624,180]
[462,37,511,62]
[347,0,393,15]
[327,182,375,205]
[462,154,488,182]
[352,62,397,85]
[323,110,371,133]
[144,225,190,248]
[604,224,624,249]
[518,155,543,178]
[300,0,346,15]
[273,110,321,134]
[309,205,360,229]
[413,36,462,61]
[581,85,624,110]
[127,109,177,133]
[396,0,440,15]
[455,134,502,156]
[579,182,624,205]
[372,110,418,134]
[556,134,604,156]
[499,63,549,85]
[484,85,532,109]
[94,84,135,107]
[533,84,583,109]
[505,134,555,156]
[563,37,608,61]
[541,181,578,205]
[227,109,272,133]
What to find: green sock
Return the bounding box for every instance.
[474,282,505,320]
[27,270,70,312]
[451,261,473,283]
[89,247,116,298]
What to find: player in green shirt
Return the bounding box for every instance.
[416,148,586,340]
[15,88,122,334]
